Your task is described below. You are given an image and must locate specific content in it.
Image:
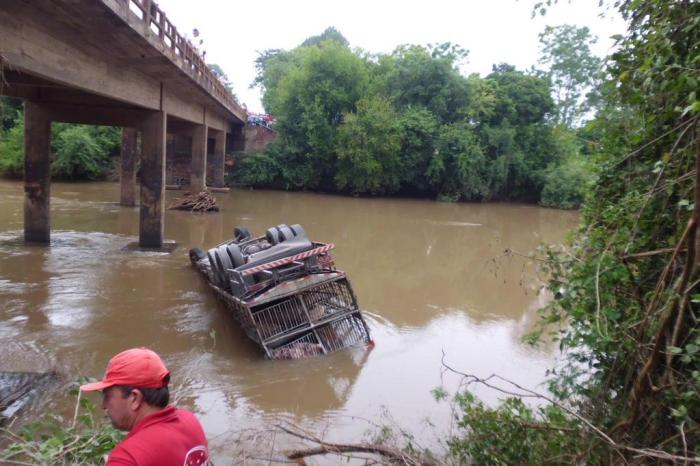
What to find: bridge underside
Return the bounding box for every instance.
[0,0,246,248]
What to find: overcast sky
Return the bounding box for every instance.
[155,0,626,113]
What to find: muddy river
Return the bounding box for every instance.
[0,180,578,462]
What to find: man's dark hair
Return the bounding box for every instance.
[117,374,170,408]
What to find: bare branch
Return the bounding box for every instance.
[276,423,430,466]
[439,353,699,464]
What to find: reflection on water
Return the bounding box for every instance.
[0,180,578,462]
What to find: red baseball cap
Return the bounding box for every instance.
[80,347,170,392]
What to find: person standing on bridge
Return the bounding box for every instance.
[81,348,209,466]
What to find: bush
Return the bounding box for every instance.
[0,115,25,178]
[540,155,592,209]
[442,391,581,465]
[233,150,283,187]
[1,387,123,465]
[51,124,110,180]
[427,122,487,201]
[396,106,439,194]
[0,112,119,180]
[334,96,402,195]
[0,97,22,132]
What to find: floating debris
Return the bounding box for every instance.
[169,191,219,212]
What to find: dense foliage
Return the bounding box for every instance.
[439,0,700,463]
[242,27,596,207]
[0,387,122,465]
[0,98,121,181]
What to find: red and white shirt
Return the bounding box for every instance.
[107,406,209,466]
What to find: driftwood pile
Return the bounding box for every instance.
[168,191,219,212]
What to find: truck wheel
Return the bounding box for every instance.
[189,248,206,265]
[265,227,280,245]
[290,224,306,238]
[227,243,246,267]
[277,225,294,242]
[233,226,251,243]
[207,248,222,286]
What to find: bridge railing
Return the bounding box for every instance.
[118,0,244,118]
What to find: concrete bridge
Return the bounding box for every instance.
[0,0,248,248]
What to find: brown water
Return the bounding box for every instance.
[0,180,578,462]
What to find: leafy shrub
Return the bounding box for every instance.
[52,124,109,180]
[233,150,283,187]
[1,387,123,465]
[335,96,402,195]
[396,106,439,194]
[0,115,25,178]
[442,391,581,465]
[540,155,592,209]
[0,96,22,132]
[427,122,487,201]
[0,111,119,180]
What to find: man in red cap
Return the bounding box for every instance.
[81,347,209,466]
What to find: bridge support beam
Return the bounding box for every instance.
[209,129,226,188]
[139,111,167,248]
[23,101,51,244]
[190,123,208,192]
[120,128,138,207]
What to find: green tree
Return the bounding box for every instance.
[427,122,487,201]
[252,49,297,113]
[0,113,24,177]
[249,31,573,208]
[374,43,471,124]
[52,124,109,180]
[0,116,119,180]
[0,96,22,133]
[300,26,349,48]
[396,106,439,194]
[208,63,235,96]
[477,64,557,200]
[540,155,591,209]
[233,149,283,187]
[335,96,402,195]
[538,25,603,126]
[259,39,370,189]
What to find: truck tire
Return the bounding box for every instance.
[290,224,306,239]
[189,248,206,265]
[226,243,246,267]
[277,225,294,242]
[233,226,251,243]
[265,227,280,245]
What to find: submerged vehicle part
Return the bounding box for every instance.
[190,224,372,359]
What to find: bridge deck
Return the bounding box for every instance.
[0,0,246,128]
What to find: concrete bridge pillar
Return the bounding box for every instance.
[190,123,208,192]
[139,111,167,248]
[120,128,138,207]
[23,101,51,244]
[209,129,226,188]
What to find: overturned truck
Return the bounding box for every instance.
[189,224,372,359]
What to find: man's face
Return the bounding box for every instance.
[102,386,136,431]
